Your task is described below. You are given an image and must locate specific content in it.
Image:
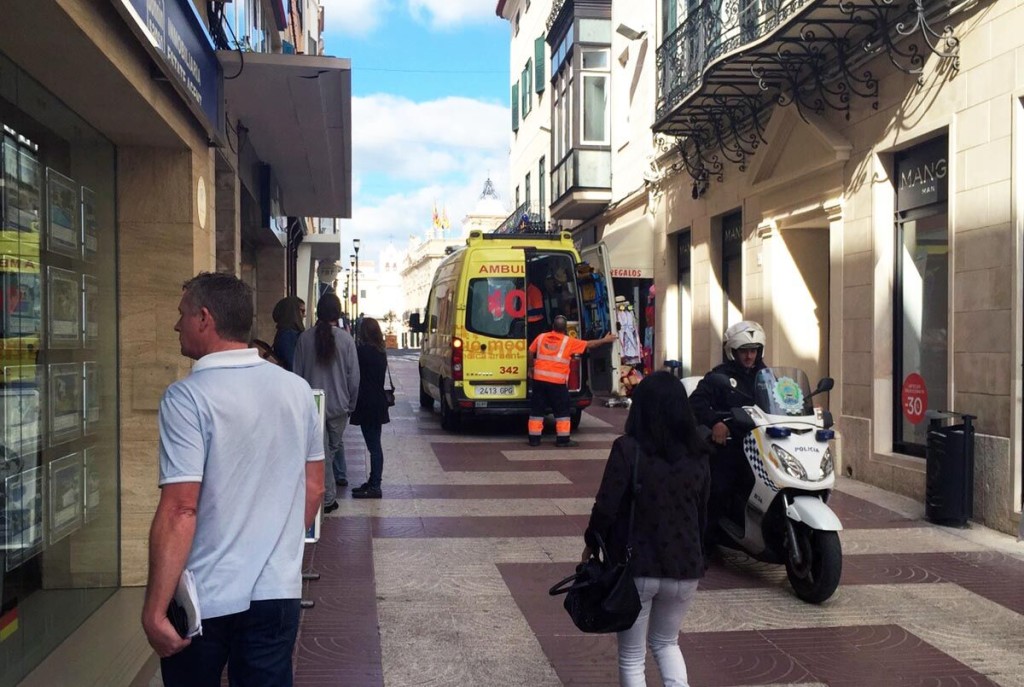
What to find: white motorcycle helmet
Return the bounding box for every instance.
[723,320,766,362]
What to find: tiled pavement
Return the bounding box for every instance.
[154,354,1024,686]
[292,356,1024,686]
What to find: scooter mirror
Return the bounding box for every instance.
[811,377,834,398]
[731,407,756,433]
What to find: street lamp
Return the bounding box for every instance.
[352,238,361,317]
[342,268,350,317]
[348,255,356,319]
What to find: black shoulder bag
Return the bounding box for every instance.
[384,361,396,407]
[548,442,642,633]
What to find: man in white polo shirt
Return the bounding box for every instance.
[141,273,324,687]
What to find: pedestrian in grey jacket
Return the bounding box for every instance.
[294,294,360,512]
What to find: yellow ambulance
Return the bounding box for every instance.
[413,230,610,431]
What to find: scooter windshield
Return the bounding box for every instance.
[753,367,814,417]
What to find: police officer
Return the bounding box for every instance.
[528,316,615,447]
[689,320,767,539]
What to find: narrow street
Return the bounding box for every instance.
[10,2,1024,685]
[287,354,1024,687]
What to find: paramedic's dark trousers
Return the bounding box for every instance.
[528,380,571,444]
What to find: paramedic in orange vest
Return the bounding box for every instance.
[528,315,616,447]
[526,281,546,344]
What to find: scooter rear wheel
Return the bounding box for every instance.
[785,524,842,604]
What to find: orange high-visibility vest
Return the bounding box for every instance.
[530,332,587,384]
[527,283,544,323]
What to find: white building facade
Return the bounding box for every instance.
[401,181,508,335]
[402,237,460,323]
[499,0,1023,535]
[348,243,405,326]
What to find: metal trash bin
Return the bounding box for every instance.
[924,410,976,527]
[663,360,683,379]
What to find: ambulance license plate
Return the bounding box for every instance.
[476,385,514,397]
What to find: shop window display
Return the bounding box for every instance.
[893,136,949,457]
[0,52,118,686]
[615,296,642,395]
[611,277,656,397]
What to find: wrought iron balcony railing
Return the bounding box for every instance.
[654,0,961,189]
[494,202,549,235]
[657,0,813,122]
[657,0,961,126]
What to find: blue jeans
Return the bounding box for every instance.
[360,423,384,488]
[323,414,348,504]
[617,577,699,687]
[160,599,300,687]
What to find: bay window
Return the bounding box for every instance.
[546,0,612,217]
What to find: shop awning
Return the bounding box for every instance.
[601,212,654,279]
[219,51,352,218]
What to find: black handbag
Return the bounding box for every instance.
[549,444,641,633]
[384,363,396,407]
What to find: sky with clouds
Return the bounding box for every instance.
[319,0,511,267]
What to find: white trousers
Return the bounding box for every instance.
[616,576,700,687]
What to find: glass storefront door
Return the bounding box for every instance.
[893,136,949,456]
[677,230,691,376]
[0,51,119,686]
[722,211,742,328]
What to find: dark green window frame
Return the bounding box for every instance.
[535,35,546,93]
[512,82,519,131]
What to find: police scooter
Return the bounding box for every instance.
[683,367,843,603]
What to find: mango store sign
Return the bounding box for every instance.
[118,0,222,133]
[896,137,948,211]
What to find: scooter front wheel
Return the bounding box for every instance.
[785,524,842,604]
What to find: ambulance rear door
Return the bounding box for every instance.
[460,248,530,402]
[579,242,618,394]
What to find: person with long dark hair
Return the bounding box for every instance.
[271,296,305,371]
[349,317,390,499]
[293,294,359,513]
[583,371,711,686]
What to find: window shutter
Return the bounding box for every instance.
[523,63,531,115]
[512,83,519,131]
[535,35,545,93]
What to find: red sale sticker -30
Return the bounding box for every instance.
[901,373,928,425]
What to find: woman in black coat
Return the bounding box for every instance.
[584,371,711,686]
[350,317,390,499]
[270,296,305,371]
